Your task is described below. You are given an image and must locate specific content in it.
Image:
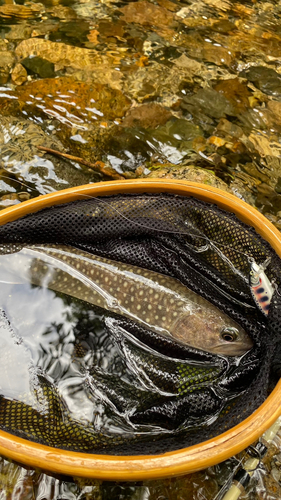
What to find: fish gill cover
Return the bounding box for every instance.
[0,192,280,455]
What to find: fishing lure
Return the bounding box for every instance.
[250,258,274,315]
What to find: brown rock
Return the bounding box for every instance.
[203,46,233,67]
[4,23,32,41]
[0,51,15,67]
[97,19,126,40]
[214,78,251,114]
[15,38,125,88]
[30,21,61,39]
[120,1,175,29]
[156,0,178,12]
[242,133,281,158]
[211,19,236,34]
[0,40,7,51]
[15,38,95,71]
[192,136,207,152]
[216,119,244,139]
[50,6,77,19]
[204,0,230,11]
[232,3,253,17]
[124,60,194,104]
[267,101,281,123]
[147,164,230,191]
[0,4,38,19]
[207,136,227,148]
[0,51,15,84]
[173,54,204,73]
[147,163,255,206]
[0,77,131,124]
[18,192,31,201]
[11,63,27,85]
[87,29,99,45]
[122,104,172,129]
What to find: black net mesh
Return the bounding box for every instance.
[0,192,280,455]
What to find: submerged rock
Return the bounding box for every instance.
[123,60,194,104]
[21,56,55,79]
[266,100,281,131]
[14,38,126,88]
[147,164,230,190]
[11,63,27,86]
[122,103,172,129]
[146,161,255,206]
[0,51,15,84]
[182,88,237,120]
[240,66,281,97]
[214,78,251,114]
[119,1,176,30]
[0,76,131,122]
[0,4,41,19]
[15,38,97,71]
[0,117,93,196]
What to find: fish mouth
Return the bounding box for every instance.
[211,342,253,356]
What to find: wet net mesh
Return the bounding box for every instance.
[0,192,280,455]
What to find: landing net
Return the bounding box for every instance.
[0,193,280,455]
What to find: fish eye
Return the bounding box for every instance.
[220,327,239,342]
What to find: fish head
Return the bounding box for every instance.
[172,308,253,357]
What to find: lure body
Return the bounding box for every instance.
[250,258,274,315]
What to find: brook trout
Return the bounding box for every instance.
[0,244,253,356]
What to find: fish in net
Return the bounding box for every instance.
[0,192,279,455]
